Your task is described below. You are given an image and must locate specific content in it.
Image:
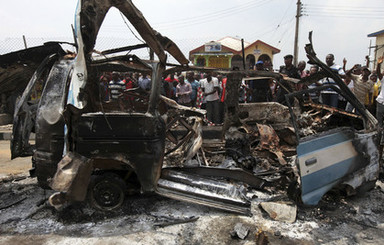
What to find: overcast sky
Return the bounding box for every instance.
[1,0,383,69]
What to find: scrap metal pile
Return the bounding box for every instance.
[161,83,375,206]
[4,0,381,216]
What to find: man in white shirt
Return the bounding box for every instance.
[320,54,346,108]
[200,72,220,124]
[375,57,384,127]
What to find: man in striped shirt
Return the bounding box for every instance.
[108,72,125,100]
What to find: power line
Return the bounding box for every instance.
[278,27,295,50]
[303,12,384,19]
[305,4,384,11]
[303,3,384,19]
[101,0,274,32]
[306,7,384,14]
[304,9,384,16]
[152,0,264,26]
[119,12,145,44]
[276,17,296,47]
[153,0,274,30]
[270,0,295,42]
[249,16,295,41]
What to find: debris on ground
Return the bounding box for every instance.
[0,0,383,244]
[230,222,250,240]
[255,228,269,245]
[154,216,199,228]
[260,201,297,223]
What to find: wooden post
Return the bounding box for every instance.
[149,49,154,61]
[241,39,246,70]
[223,72,243,137]
[22,35,27,49]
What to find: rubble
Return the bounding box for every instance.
[0,1,382,244]
[154,216,199,228]
[230,222,250,240]
[2,0,381,235]
[255,228,270,245]
[260,201,297,223]
[1,170,384,244]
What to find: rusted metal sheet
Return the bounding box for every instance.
[49,152,93,205]
[239,102,291,124]
[256,124,286,165]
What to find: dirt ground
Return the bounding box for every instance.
[1,140,384,244]
[0,140,31,179]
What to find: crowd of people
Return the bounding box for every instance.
[98,53,384,126]
[276,53,383,126]
[296,54,383,125]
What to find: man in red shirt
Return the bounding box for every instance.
[164,74,179,98]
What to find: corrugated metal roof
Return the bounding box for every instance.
[368,29,384,37]
[217,36,250,51]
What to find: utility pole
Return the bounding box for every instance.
[293,0,302,66]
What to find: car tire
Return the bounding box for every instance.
[88,173,127,211]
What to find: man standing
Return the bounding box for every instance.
[176,76,192,106]
[346,65,374,113]
[320,54,345,108]
[307,65,322,103]
[109,72,125,100]
[186,72,200,107]
[138,73,151,91]
[164,74,179,98]
[276,54,299,104]
[201,72,220,125]
[251,60,271,102]
[375,57,384,126]
[100,76,110,101]
[123,73,136,90]
[279,54,300,79]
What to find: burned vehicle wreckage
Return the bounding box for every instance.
[9,0,380,216]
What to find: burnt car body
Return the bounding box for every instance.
[0,42,67,116]
[10,1,380,214]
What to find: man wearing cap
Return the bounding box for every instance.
[276,54,299,104]
[279,55,300,79]
[255,60,264,69]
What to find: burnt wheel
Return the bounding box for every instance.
[89,173,126,211]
